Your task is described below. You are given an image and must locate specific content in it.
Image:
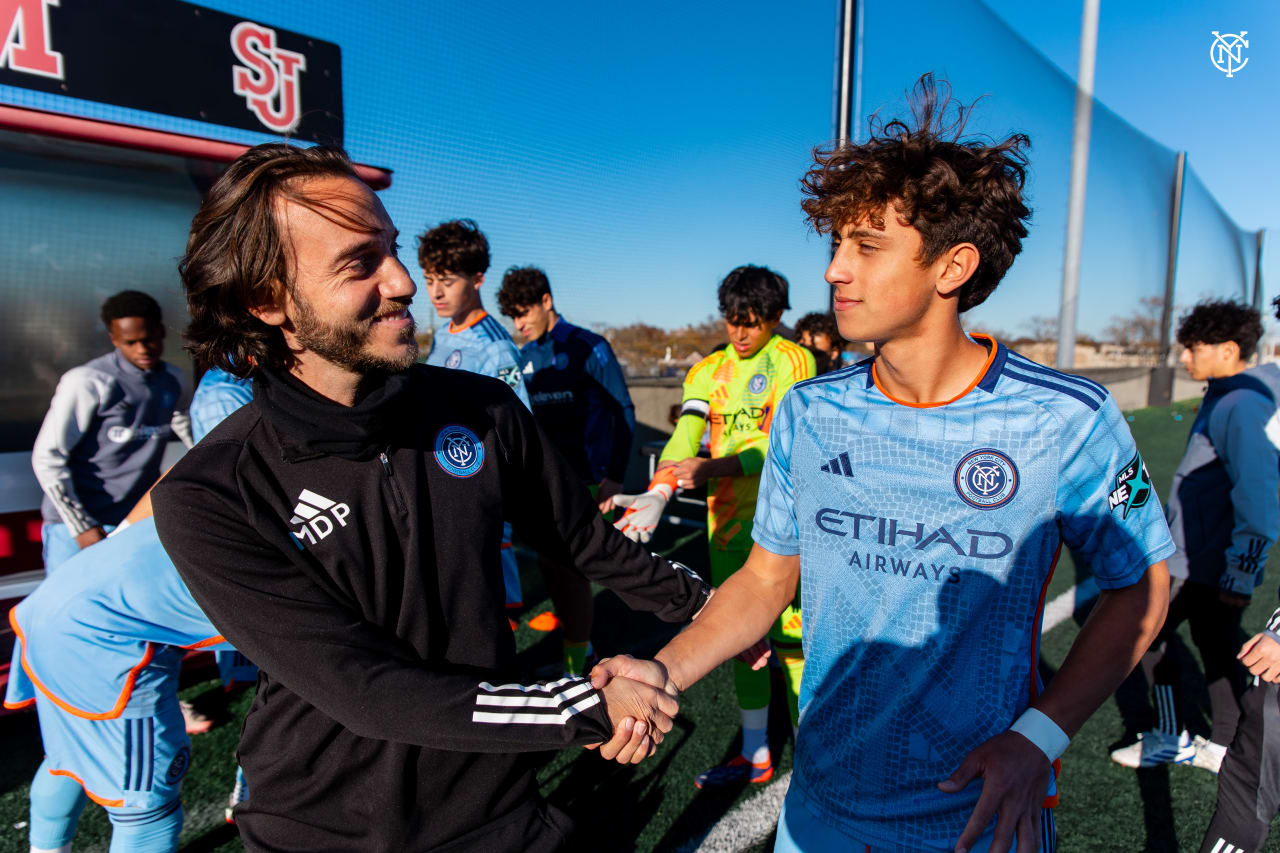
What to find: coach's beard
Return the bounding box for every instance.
[293,297,419,374]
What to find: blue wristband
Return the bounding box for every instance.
[1009,708,1069,762]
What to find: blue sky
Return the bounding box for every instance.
[3,0,1271,338]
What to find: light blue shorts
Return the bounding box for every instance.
[35,695,191,810]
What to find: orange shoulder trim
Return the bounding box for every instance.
[48,769,124,807]
[3,697,36,710]
[9,607,155,721]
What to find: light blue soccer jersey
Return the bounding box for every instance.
[753,338,1175,850]
[190,366,253,443]
[426,311,531,410]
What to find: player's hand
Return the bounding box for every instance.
[613,470,677,543]
[672,457,714,489]
[590,654,678,697]
[1239,632,1280,682]
[597,478,623,514]
[1220,590,1252,608]
[75,526,106,550]
[735,638,772,670]
[938,730,1051,853]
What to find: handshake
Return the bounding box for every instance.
[582,640,773,764]
[583,655,678,765]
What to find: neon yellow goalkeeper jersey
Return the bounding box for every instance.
[660,336,815,551]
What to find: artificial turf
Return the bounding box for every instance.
[3,397,1279,852]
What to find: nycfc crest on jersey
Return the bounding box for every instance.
[953,448,1019,510]
[748,373,768,394]
[445,349,464,369]
[435,425,485,478]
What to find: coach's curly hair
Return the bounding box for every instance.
[178,143,374,377]
[800,73,1032,312]
[417,219,490,277]
[1176,299,1263,360]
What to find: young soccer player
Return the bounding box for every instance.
[497,266,637,675]
[32,291,192,571]
[595,76,1173,852]
[794,310,846,375]
[4,516,232,853]
[419,219,530,628]
[614,265,815,788]
[1112,301,1279,774]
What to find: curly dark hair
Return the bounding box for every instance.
[800,73,1032,312]
[417,219,490,277]
[718,265,790,325]
[1176,299,1263,360]
[178,143,372,376]
[794,311,842,347]
[101,290,162,328]
[497,266,552,316]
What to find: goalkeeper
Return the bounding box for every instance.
[615,265,814,787]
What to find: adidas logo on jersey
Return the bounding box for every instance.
[819,451,853,477]
[289,488,351,547]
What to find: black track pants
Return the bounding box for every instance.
[1199,681,1280,853]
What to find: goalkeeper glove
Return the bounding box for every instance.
[613,468,678,543]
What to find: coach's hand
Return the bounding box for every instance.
[938,730,1050,853]
[1240,632,1280,683]
[589,675,679,764]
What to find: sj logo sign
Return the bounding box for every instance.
[0,0,342,144]
[231,21,306,134]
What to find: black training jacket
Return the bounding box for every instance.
[153,365,708,853]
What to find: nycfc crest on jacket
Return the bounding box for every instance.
[753,336,1175,851]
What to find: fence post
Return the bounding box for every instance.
[1149,151,1186,407]
[1056,0,1100,371]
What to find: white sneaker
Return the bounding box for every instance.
[1110,730,1194,768]
[1192,735,1227,774]
[225,765,249,824]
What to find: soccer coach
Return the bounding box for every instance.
[153,144,707,852]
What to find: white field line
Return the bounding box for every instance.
[682,580,1100,853]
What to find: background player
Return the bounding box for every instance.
[497,266,637,675]
[1113,300,1279,774]
[614,265,814,788]
[419,219,529,628]
[596,75,1173,852]
[793,310,846,374]
[5,513,232,853]
[32,290,192,571]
